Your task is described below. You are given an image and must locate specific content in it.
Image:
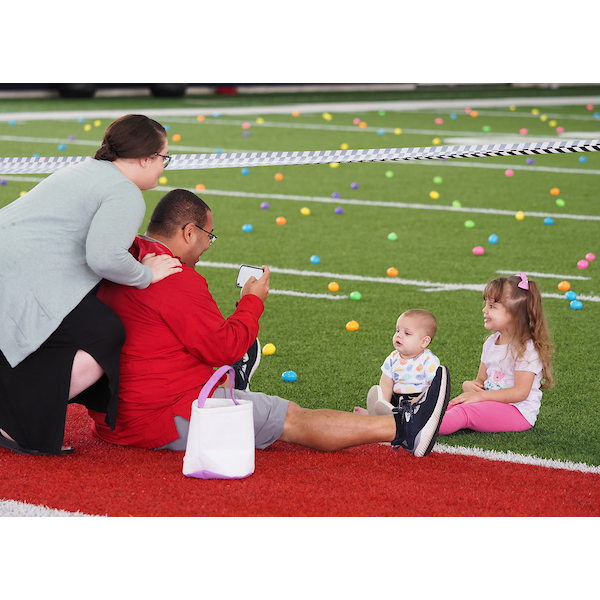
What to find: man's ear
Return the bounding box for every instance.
[181,223,196,243]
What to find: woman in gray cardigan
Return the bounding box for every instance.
[0,114,182,455]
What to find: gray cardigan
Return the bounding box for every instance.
[0,159,153,367]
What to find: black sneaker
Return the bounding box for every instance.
[392,365,451,457]
[233,339,261,391]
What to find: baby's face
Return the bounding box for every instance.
[392,315,430,359]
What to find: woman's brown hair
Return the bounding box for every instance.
[94,114,167,161]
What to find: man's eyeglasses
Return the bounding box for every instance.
[183,223,217,245]
[155,152,172,168]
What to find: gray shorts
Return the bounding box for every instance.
[157,388,289,451]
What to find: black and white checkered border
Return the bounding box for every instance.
[1,140,599,175]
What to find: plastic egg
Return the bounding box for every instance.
[473,246,485,255]
[351,182,359,189]
[385,171,394,178]
[262,343,276,356]
[350,291,362,301]
[387,267,399,277]
[556,199,565,207]
[388,232,398,241]
[558,281,571,292]
[276,216,286,225]
[274,173,284,181]
[310,255,320,264]
[332,192,341,199]
[550,187,560,196]
[519,128,528,135]
[328,282,339,292]
[544,217,554,226]
[452,200,462,208]
[464,220,475,228]
[577,260,589,269]
[433,176,443,184]
[260,202,270,210]
[282,370,298,382]
[488,234,498,244]
[241,168,249,175]
[300,207,311,216]
[346,321,360,332]
[172,134,181,142]
[586,253,595,262]
[196,184,206,191]
[570,300,583,310]
[335,207,344,215]
[158,176,167,185]
[242,224,253,233]
[429,191,440,200]
[505,169,514,177]
[565,291,577,301]
[515,211,525,221]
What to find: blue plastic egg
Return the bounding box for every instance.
[310,255,320,264]
[242,224,253,232]
[488,234,498,244]
[565,291,577,301]
[570,300,583,310]
[241,168,249,175]
[282,370,297,382]
[544,217,554,225]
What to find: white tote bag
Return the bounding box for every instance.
[183,365,255,479]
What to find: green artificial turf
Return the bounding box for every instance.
[1,86,599,466]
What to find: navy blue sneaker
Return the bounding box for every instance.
[233,339,261,391]
[392,365,450,457]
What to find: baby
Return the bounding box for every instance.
[354,309,440,415]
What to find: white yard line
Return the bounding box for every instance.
[196,261,600,302]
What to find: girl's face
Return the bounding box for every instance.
[482,297,513,338]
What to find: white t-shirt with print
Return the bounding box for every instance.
[381,348,440,395]
[481,332,543,425]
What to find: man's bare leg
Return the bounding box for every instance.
[277,402,397,452]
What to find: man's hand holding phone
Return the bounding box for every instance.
[237,264,270,302]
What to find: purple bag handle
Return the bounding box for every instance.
[196,365,239,409]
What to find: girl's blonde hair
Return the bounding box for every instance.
[483,276,555,390]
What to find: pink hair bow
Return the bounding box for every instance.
[516,272,529,290]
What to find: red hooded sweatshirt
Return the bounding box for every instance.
[89,235,264,449]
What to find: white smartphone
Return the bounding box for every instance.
[236,264,265,288]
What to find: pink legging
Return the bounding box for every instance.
[439,401,532,435]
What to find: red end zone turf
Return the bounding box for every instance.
[0,405,598,517]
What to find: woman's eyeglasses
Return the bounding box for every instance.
[155,152,172,168]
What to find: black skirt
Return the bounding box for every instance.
[0,286,125,454]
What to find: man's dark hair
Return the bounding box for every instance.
[147,189,211,237]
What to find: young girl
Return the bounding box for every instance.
[439,273,554,435]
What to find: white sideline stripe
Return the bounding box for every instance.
[183,187,600,222]
[196,261,600,303]
[270,289,347,300]
[0,498,103,517]
[496,270,591,281]
[433,444,600,474]
[2,95,600,122]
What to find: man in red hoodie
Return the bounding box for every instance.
[90,189,450,457]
